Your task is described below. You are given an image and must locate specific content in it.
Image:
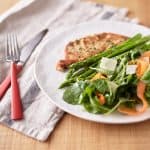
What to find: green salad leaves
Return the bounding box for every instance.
[59,34,150,115]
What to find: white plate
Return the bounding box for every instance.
[34,20,150,124]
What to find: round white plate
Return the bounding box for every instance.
[34,20,150,124]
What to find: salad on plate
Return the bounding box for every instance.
[57,33,150,116]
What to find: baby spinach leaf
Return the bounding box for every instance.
[63,81,88,104]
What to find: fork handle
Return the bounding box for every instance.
[11,62,23,120]
[0,64,22,99]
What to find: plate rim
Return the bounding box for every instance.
[34,20,150,124]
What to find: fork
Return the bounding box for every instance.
[5,33,23,120]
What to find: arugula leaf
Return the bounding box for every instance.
[104,97,135,115]
[92,79,109,94]
[83,101,110,114]
[88,79,118,106]
[106,81,118,105]
[82,85,110,113]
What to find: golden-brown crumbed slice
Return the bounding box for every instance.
[56,32,128,71]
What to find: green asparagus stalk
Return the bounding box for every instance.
[60,34,150,88]
[78,69,95,79]
[107,35,150,58]
[66,68,75,79]
[70,34,148,70]
[86,72,97,80]
[59,79,76,89]
[71,67,88,78]
[59,69,95,88]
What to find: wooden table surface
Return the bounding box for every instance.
[0,0,150,150]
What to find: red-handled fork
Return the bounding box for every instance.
[0,29,48,99]
[5,34,23,120]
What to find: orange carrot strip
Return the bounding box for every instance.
[118,81,148,115]
[118,106,139,115]
[136,59,149,78]
[96,93,106,105]
[142,51,150,57]
[136,81,148,112]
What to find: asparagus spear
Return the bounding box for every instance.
[59,69,95,88]
[142,43,150,51]
[71,67,88,78]
[59,78,76,89]
[78,69,95,79]
[60,34,150,88]
[70,34,146,70]
[66,68,75,79]
[113,33,142,49]
[86,72,97,80]
[66,34,142,78]
[107,35,150,58]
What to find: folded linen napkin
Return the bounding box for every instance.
[0,0,138,141]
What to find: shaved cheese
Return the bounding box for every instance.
[126,65,137,75]
[100,57,117,72]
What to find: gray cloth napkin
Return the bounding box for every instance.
[0,0,138,141]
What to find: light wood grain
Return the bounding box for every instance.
[0,0,18,14]
[0,0,150,150]
[92,0,150,26]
